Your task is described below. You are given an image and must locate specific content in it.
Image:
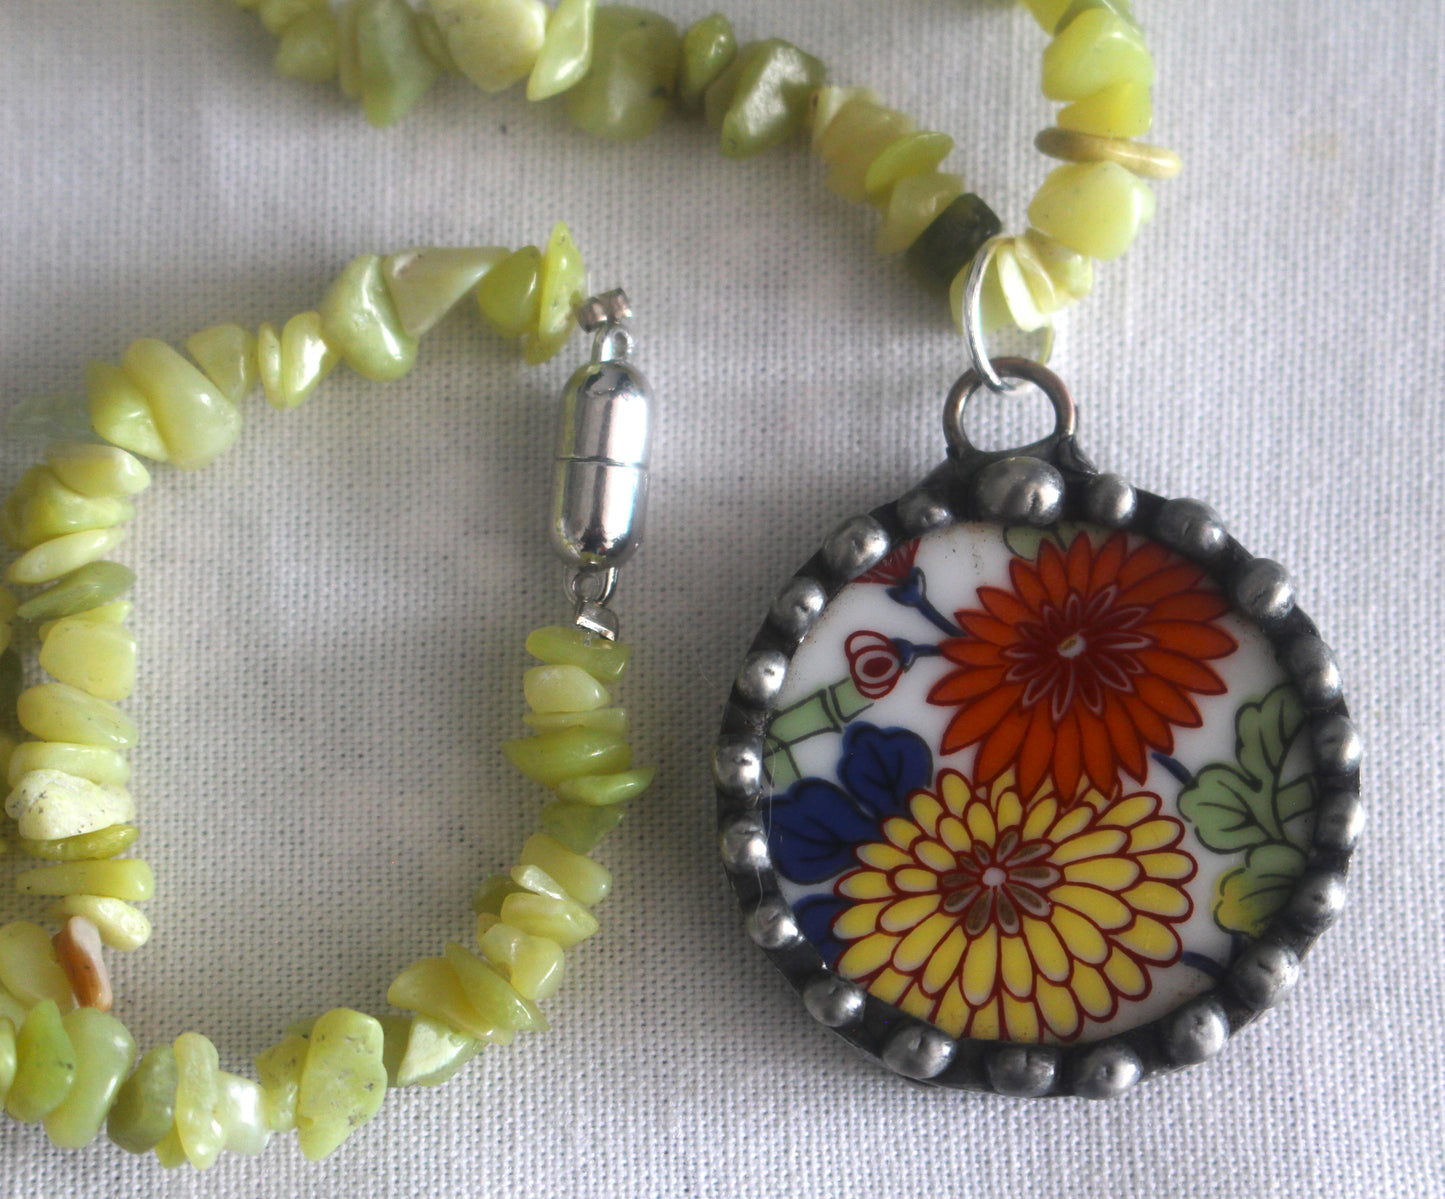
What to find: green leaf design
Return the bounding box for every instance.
[1214,843,1309,938]
[1003,521,1084,561]
[1179,683,1314,854]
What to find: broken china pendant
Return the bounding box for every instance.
[714,358,1361,1098]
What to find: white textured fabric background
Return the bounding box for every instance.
[1,2,1441,1196]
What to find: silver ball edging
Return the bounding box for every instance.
[713,736,764,801]
[986,1044,1058,1097]
[745,897,802,951]
[1311,713,1363,776]
[1285,870,1348,934]
[1162,996,1230,1065]
[768,576,827,643]
[802,974,866,1029]
[1229,942,1301,1010]
[1072,1042,1143,1099]
[880,1022,956,1080]
[1284,635,1343,708]
[823,515,890,580]
[1313,789,1365,852]
[719,815,770,873]
[1084,472,1137,527]
[1153,497,1228,562]
[1233,557,1295,625]
[972,456,1065,526]
[735,649,789,709]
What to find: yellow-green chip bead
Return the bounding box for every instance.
[524,624,631,684]
[809,84,880,148]
[381,246,507,339]
[519,832,611,905]
[7,528,126,588]
[256,311,340,411]
[45,443,151,501]
[875,171,965,256]
[524,222,584,364]
[17,683,138,749]
[498,888,598,948]
[477,919,566,1001]
[153,1125,187,1169]
[1020,0,1074,32]
[522,706,630,736]
[564,5,681,142]
[386,956,513,1044]
[427,0,547,93]
[677,11,735,110]
[0,987,26,1030]
[7,742,130,789]
[524,664,611,713]
[1057,79,1152,138]
[539,798,624,853]
[43,1008,136,1148]
[294,1008,387,1161]
[107,1045,178,1154]
[553,765,654,806]
[51,896,152,952]
[708,39,826,159]
[4,769,136,841]
[0,922,74,1011]
[215,1072,271,1156]
[172,1031,225,1170]
[15,561,135,624]
[1054,0,1139,35]
[1028,160,1155,260]
[476,245,543,340]
[354,0,441,127]
[471,873,523,917]
[1041,8,1154,101]
[274,9,341,82]
[817,98,915,204]
[184,324,259,405]
[384,1015,480,1088]
[16,859,155,902]
[38,601,132,641]
[258,0,325,36]
[254,1033,309,1132]
[443,942,546,1032]
[18,825,139,863]
[320,255,418,382]
[2,466,135,552]
[121,338,244,471]
[0,1018,14,1106]
[37,618,137,701]
[5,1000,76,1123]
[862,131,955,207]
[85,362,169,463]
[526,0,594,100]
[500,726,631,787]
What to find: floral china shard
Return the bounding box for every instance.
[716,361,1360,1097]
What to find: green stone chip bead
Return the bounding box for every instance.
[14,561,136,624]
[427,0,548,94]
[525,624,632,685]
[540,798,624,853]
[524,664,611,713]
[39,619,137,701]
[863,131,955,207]
[19,824,139,862]
[523,221,585,364]
[5,1000,76,1123]
[477,920,566,1001]
[254,1033,310,1132]
[526,0,595,101]
[519,832,611,905]
[1041,8,1153,101]
[44,1008,136,1148]
[185,324,258,403]
[476,245,542,339]
[45,442,152,500]
[500,726,632,788]
[905,192,1004,292]
[1053,0,1139,34]
[153,1125,187,1169]
[2,465,135,552]
[15,858,155,901]
[16,683,137,749]
[173,1031,225,1170]
[355,0,441,127]
[443,942,546,1032]
[522,706,630,736]
[52,895,152,952]
[0,986,26,1029]
[677,12,735,110]
[386,1015,481,1088]
[107,1044,178,1154]
[294,1008,388,1161]
[121,338,243,471]
[85,362,169,463]
[0,1018,15,1106]
[554,766,654,806]
[498,889,599,949]
[471,873,523,917]
[274,9,341,82]
[709,39,825,159]
[319,254,419,382]
[382,245,507,339]
[258,0,326,36]
[564,5,681,142]
[387,957,514,1044]
[0,921,74,1010]
[1027,160,1155,260]
[257,312,341,410]
[215,1071,271,1155]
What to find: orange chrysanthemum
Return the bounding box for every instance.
[831,770,1197,1043]
[927,531,1237,798]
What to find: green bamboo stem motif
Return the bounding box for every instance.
[764,676,872,790]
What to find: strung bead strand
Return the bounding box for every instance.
[233,0,1180,336]
[1,226,656,1165]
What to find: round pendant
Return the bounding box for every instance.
[715,363,1360,1098]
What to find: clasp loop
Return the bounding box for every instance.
[942,357,1080,467]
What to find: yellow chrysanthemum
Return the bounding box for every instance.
[832,770,1197,1042]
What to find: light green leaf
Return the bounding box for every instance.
[1179,683,1314,854]
[1003,521,1084,561]
[1213,842,1308,937]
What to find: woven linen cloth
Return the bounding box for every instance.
[1,2,1440,1196]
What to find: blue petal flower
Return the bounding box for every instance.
[838,723,933,820]
[767,780,881,885]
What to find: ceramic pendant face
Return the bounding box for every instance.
[715,364,1360,1097]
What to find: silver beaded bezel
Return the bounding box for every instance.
[715,441,1359,1098]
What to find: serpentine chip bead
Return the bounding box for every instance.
[1233,558,1295,625]
[294,1009,388,1161]
[713,735,764,801]
[1084,471,1137,527]
[1071,1041,1142,1099]
[801,974,865,1029]
[1311,714,1363,777]
[719,814,769,873]
[1285,871,1348,935]
[676,11,736,109]
[735,649,789,709]
[985,1044,1058,1098]
[972,457,1066,526]
[1161,996,1230,1065]
[1034,127,1182,179]
[5,770,136,841]
[43,1008,135,1147]
[0,922,75,1010]
[106,1045,178,1154]
[1229,942,1301,1011]
[745,897,801,950]
[52,918,112,1012]
[1284,635,1344,709]
[1313,789,1365,853]
[1153,497,1228,562]
[880,1021,955,1081]
[907,193,1004,291]
[427,0,548,94]
[564,5,682,143]
[706,38,826,159]
[769,575,827,643]
[823,514,890,581]
[6,1000,76,1123]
